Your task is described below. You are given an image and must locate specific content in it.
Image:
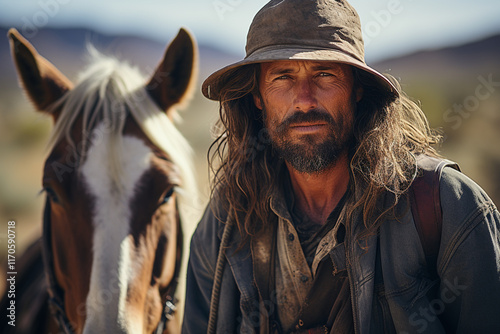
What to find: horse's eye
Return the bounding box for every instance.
[44,187,59,204]
[161,188,175,205]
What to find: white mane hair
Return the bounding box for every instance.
[46,47,198,219]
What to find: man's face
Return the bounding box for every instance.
[255,60,362,173]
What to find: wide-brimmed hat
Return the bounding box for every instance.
[202,0,399,101]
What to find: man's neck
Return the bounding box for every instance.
[286,153,350,225]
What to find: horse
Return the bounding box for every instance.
[2,27,198,333]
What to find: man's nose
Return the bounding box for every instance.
[293,78,317,111]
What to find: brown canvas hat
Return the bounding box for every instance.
[202,0,399,100]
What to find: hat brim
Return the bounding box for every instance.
[202,47,399,100]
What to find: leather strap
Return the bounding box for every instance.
[42,199,75,334]
[409,155,460,276]
[155,201,184,334]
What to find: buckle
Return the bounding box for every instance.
[164,299,177,320]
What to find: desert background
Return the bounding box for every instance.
[1,0,499,309]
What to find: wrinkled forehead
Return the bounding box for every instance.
[259,60,353,76]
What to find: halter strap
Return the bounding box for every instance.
[155,201,184,334]
[42,198,181,334]
[42,198,75,334]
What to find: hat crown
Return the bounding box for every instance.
[201,0,398,100]
[246,0,365,63]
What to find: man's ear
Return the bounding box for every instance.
[146,28,198,118]
[8,28,73,113]
[253,93,263,110]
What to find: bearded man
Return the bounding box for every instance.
[182,1,500,333]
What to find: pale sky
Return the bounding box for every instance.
[2,0,500,62]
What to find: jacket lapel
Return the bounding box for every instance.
[346,186,379,334]
[221,225,261,332]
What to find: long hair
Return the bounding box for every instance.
[208,64,441,245]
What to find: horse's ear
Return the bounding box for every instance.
[8,28,73,113]
[146,28,198,116]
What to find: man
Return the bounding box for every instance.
[183,0,500,333]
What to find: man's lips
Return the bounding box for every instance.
[275,109,334,134]
[289,122,328,133]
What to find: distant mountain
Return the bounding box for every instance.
[3,26,498,90]
[373,34,500,81]
[0,26,240,82]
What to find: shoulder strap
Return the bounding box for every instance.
[409,155,460,276]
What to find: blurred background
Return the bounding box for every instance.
[0,0,499,291]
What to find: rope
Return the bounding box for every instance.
[207,221,234,334]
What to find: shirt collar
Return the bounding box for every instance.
[269,170,351,226]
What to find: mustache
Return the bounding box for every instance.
[276,109,335,133]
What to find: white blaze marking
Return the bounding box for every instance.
[82,123,152,333]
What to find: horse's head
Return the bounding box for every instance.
[8,28,198,333]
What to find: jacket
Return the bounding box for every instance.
[182,167,500,333]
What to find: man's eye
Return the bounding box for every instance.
[274,75,290,81]
[318,72,333,77]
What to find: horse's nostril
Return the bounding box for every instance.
[151,234,167,285]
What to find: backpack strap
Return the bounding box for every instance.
[409,155,460,277]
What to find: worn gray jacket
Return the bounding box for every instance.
[182,167,500,333]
